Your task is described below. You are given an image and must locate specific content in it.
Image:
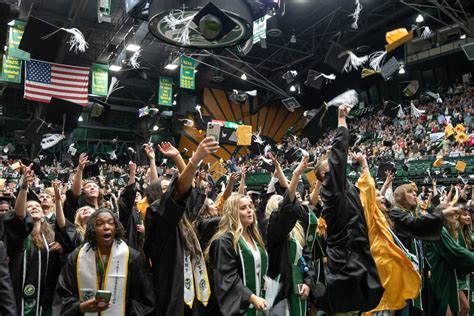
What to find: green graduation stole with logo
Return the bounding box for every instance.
[238,236,268,316]
[289,232,307,316]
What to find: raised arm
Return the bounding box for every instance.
[238,165,247,195]
[72,153,88,197]
[158,142,186,173]
[269,152,288,188]
[223,172,238,200]
[15,164,34,220]
[53,180,66,229]
[309,180,321,206]
[324,104,351,193]
[380,171,395,197]
[289,156,308,202]
[144,144,158,183]
[127,161,136,186]
[172,137,219,202]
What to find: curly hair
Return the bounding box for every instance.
[83,208,125,250]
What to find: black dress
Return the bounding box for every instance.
[319,126,384,313]
[54,244,155,315]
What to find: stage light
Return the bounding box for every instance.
[241,73,247,80]
[416,14,424,23]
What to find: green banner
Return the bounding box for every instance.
[7,20,30,60]
[0,56,22,83]
[180,56,195,90]
[91,63,109,96]
[158,76,173,106]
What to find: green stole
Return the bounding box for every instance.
[288,215,317,316]
[457,231,474,316]
[458,230,469,291]
[238,236,268,316]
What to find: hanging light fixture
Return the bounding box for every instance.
[148,0,265,49]
[416,14,424,23]
[241,73,247,80]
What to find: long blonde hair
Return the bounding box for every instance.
[74,206,91,237]
[394,184,417,213]
[291,222,306,246]
[205,194,265,259]
[265,194,283,220]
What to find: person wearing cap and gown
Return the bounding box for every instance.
[64,153,103,222]
[54,208,155,316]
[266,156,318,316]
[425,204,474,316]
[389,183,458,315]
[313,104,384,315]
[3,164,63,316]
[144,137,218,316]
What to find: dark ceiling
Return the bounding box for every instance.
[6,0,474,109]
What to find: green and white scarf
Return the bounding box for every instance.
[238,236,268,316]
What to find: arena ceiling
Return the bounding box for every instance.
[5,0,474,108]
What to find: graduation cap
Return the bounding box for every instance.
[83,163,100,179]
[433,157,443,168]
[56,171,70,183]
[304,69,324,90]
[44,98,83,134]
[220,126,238,145]
[382,100,400,119]
[445,124,454,138]
[19,16,88,62]
[377,162,396,181]
[456,161,467,173]
[380,57,399,81]
[192,2,238,42]
[24,119,54,145]
[193,113,212,131]
[302,105,338,144]
[18,16,68,63]
[259,156,275,173]
[20,157,46,179]
[284,148,303,164]
[324,41,348,74]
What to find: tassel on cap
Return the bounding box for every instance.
[42,27,89,54]
[341,51,369,73]
[369,50,387,72]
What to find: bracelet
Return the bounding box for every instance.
[189,158,200,167]
[20,184,28,191]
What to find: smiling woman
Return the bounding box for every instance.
[54,208,155,315]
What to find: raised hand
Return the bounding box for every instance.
[144,144,155,161]
[192,137,219,163]
[53,180,62,199]
[157,142,180,159]
[78,153,88,171]
[20,163,35,188]
[338,104,352,118]
[294,156,309,176]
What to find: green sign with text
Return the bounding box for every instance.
[159,76,173,106]
[179,56,195,90]
[91,64,109,96]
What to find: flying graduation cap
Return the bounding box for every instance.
[19,16,88,63]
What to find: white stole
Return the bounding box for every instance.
[77,241,129,316]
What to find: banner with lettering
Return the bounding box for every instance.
[180,56,195,90]
[91,63,109,96]
[7,20,30,60]
[0,56,21,83]
[158,76,173,106]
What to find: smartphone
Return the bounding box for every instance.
[95,290,112,303]
[206,122,221,143]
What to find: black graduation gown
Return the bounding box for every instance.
[143,179,206,316]
[186,187,207,222]
[319,126,383,313]
[54,244,155,315]
[388,207,444,249]
[3,211,61,314]
[0,240,17,316]
[63,190,96,223]
[208,232,253,316]
[118,184,144,251]
[266,193,317,305]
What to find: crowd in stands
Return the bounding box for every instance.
[0,81,473,316]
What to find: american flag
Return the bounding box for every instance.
[24,60,90,106]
